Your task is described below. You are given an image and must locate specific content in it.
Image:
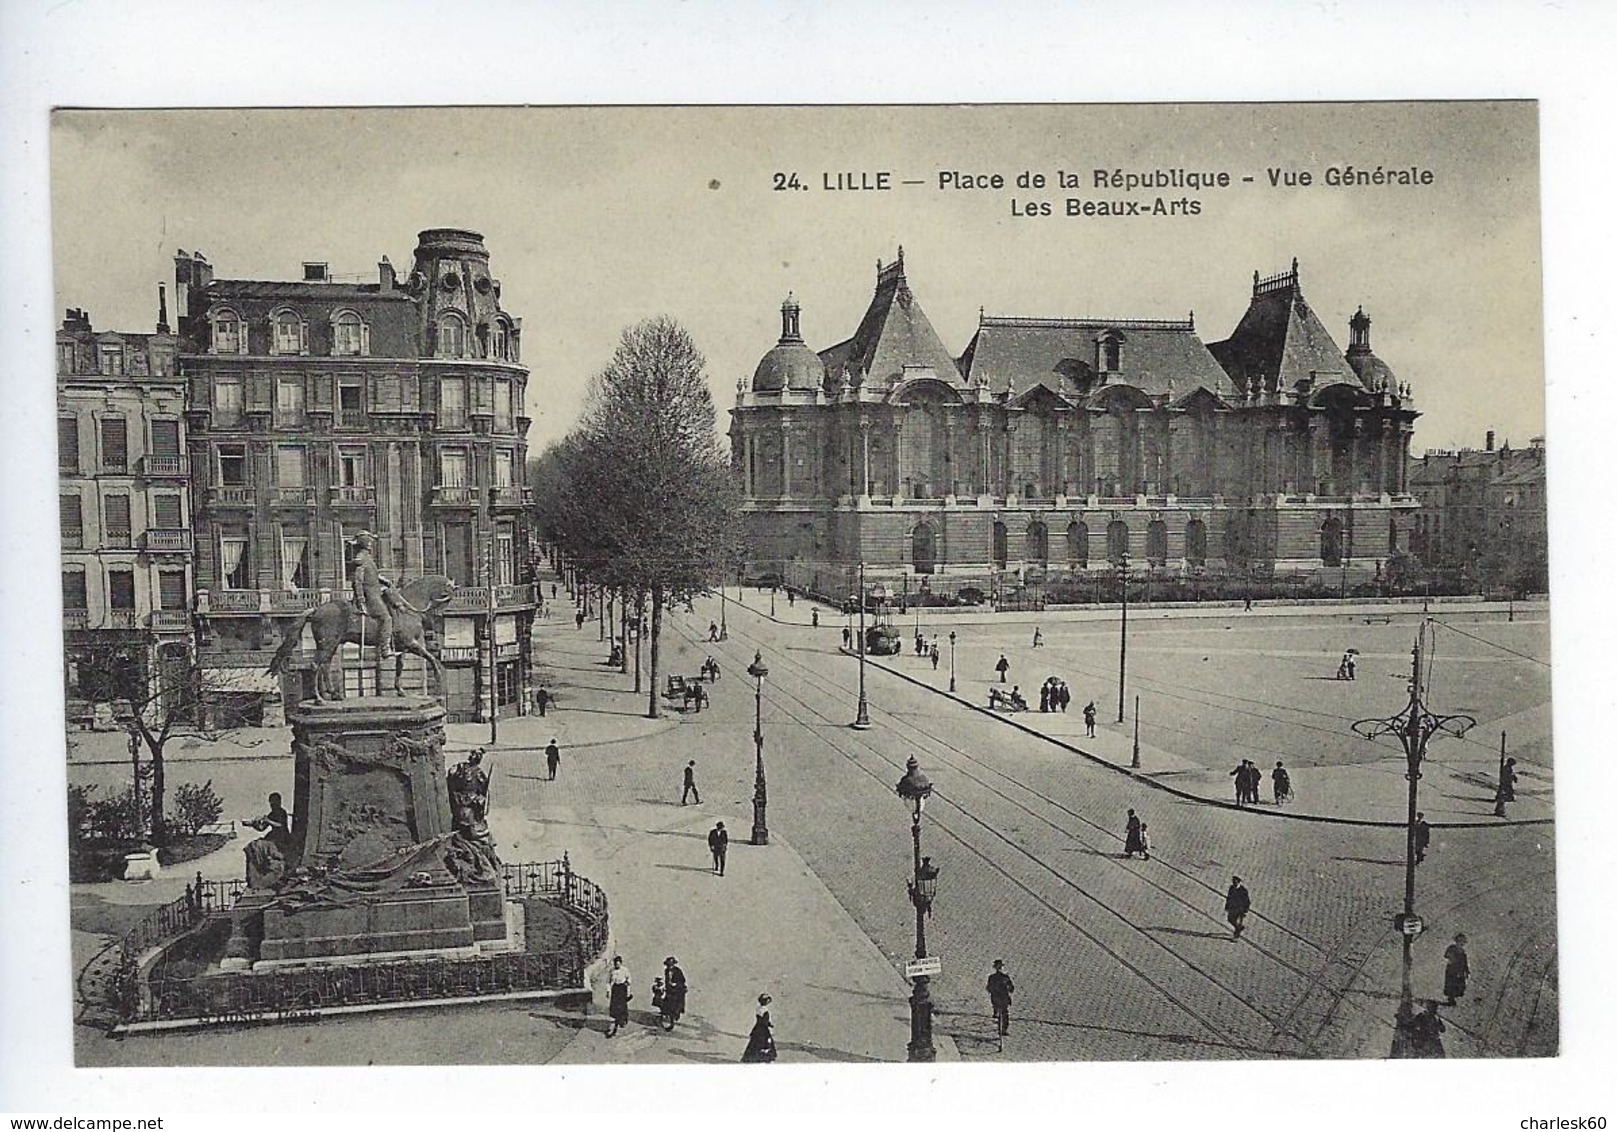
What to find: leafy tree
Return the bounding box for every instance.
[541,318,742,717]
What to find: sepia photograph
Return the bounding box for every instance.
[45,102,1552,1067]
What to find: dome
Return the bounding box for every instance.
[1344,306,1399,393]
[752,293,826,393]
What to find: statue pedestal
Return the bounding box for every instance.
[231,696,506,967]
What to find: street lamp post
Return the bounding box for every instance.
[853,562,872,729]
[719,581,728,640]
[948,630,957,693]
[1131,694,1141,769]
[1353,623,1473,1057]
[896,756,938,1063]
[1117,558,1129,724]
[748,651,769,846]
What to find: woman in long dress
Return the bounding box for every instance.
[741,993,777,1062]
[606,955,632,1037]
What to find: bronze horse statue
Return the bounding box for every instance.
[267,574,456,700]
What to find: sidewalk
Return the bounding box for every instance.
[860,647,1554,829]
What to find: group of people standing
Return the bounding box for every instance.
[1230,758,1293,805]
[1038,676,1071,713]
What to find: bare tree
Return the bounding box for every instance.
[540,318,741,717]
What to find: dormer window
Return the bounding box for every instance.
[332,310,368,357]
[212,309,245,355]
[98,343,124,376]
[437,313,466,358]
[1097,330,1124,373]
[489,319,509,361]
[271,309,308,356]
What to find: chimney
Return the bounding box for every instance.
[1485,429,1495,452]
[156,284,170,334]
[378,255,395,291]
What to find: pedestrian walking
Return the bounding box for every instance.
[930,643,940,670]
[1500,757,1518,802]
[1414,811,1431,864]
[1225,876,1252,939]
[1443,933,1469,1005]
[534,685,550,717]
[552,582,558,599]
[575,609,586,631]
[787,590,795,608]
[661,956,688,1029]
[1230,760,1249,805]
[708,621,719,642]
[812,608,819,628]
[682,760,701,805]
[1346,653,1357,680]
[1083,701,1097,737]
[1058,681,1071,713]
[1039,681,1052,713]
[606,956,632,1037]
[708,821,728,876]
[545,738,560,781]
[1272,761,1292,804]
[1138,822,1151,860]
[995,653,1010,683]
[1032,626,1044,648]
[742,994,777,1062]
[986,959,1015,1037]
[1247,761,1263,804]
[1123,809,1145,858]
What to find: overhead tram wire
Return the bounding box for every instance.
[1434,619,1552,668]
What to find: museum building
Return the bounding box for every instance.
[176,229,537,722]
[731,250,1420,597]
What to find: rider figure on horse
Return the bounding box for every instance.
[350,530,395,659]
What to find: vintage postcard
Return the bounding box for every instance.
[43,103,1555,1078]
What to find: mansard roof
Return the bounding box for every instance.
[819,249,961,388]
[1208,261,1362,395]
[958,315,1234,402]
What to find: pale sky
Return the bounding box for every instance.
[52,104,1541,455]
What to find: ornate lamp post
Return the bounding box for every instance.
[1353,624,1473,1057]
[1116,556,1130,724]
[852,562,872,729]
[896,756,938,1062]
[948,630,957,693]
[748,651,770,846]
[719,580,728,640]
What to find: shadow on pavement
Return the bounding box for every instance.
[1142,925,1231,940]
[654,863,714,874]
[937,1008,1272,1056]
[1332,856,1405,866]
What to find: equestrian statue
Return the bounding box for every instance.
[266,530,456,701]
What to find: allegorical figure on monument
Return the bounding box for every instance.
[350,530,396,660]
[242,791,292,890]
[445,748,502,885]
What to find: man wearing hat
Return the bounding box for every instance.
[350,530,394,659]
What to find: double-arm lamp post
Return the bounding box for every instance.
[1117,556,1130,724]
[896,756,939,1062]
[1352,625,1472,1057]
[948,630,957,693]
[852,563,872,729]
[748,651,769,846]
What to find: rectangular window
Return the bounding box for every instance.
[220,536,251,590]
[439,377,467,427]
[281,534,310,590]
[63,569,88,610]
[215,375,243,425]
[58,342,76,372]
[442,522,474,586]
[150,419,180,458]
[496,528,515,586]
[494,380,513,430]
[276,445,305,487]
[339,381,364,427]
[338,446,366,487]
[276,377,305,425]
[273,317,303,356]
[104,494,132,547]
[100,418,128,471]
[218,444,247,486]
[214,318,240,355]
[108,569,136,610]
[60,495,83,548]
[58,416,79,473]
[441,449,469,487]
[494,449,513,487]
[158,570,187,611]
[99,344,124,376]
[152,493,183,529]
[333,316,365,357]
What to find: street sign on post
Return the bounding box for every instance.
[1394,913,1424,938]
[904,956,941,978]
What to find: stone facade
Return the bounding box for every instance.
[731,251,1420,597]
[1408,433,1548,590]
[177,230,536,722]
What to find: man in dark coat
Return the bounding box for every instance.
[682,760,701,805]
[995,654,1010,683]
[1414,812,1432,863]
[1443,933,1469,1005]
[1225,876,1252,939]
[545,739,560,781]
[663,956,688,1021]
[1083,701,1097,737]
[987,959,1015,1036]
[708,821,728,876]
[1123,809,1145,858]
[1230,761,1249,805]
[533,685,550,717]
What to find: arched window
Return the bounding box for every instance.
[1107,519,1130,565]
[1185,518,1208,566]
[1068,520,1089,567]
[1146,519,1168,565]
[912,522,937,575]
[1026,521,1048,566]
[992,521,1008,569]
[212,308,244,355]
[332,310,368,357]
[489,319,509,360]
[1321,516,1344,567]
[270,309,306,356]
[437,313,466,358]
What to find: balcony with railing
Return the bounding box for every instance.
[141,528,192,553]
[329,484,376,507]
[149,610,191,634]
[338,410,368,430]
[209,485,254,508]
[446,582,535,612]
[206,589,265,613]
[140,454,188,478]
[270,588,323,612]
[431,485,479,508]
[270,487,317,509]
[63,609,89,630]
[107,609,139,629]
[490,485,532,509]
